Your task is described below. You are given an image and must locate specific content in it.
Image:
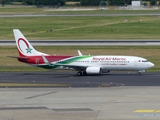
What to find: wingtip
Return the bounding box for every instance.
[78,50,82,56]
[13,29,20,32]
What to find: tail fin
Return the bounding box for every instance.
[13,29,47,57]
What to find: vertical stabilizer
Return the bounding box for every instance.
[13,29,47,57]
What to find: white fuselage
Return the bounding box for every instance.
[56,56,154,71]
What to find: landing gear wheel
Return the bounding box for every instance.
[77,71,82,76]
[137,72,141,76]
[83,71,87,76]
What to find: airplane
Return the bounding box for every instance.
[12,29,154,76]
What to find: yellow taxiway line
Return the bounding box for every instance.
[134,110,160,113]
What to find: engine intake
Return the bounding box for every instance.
[86,67,101,74]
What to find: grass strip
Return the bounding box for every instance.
[0,16,160,39]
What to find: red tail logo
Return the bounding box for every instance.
[18,38,32,54]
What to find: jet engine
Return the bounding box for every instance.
[86,67,101,74]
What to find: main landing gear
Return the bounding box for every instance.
[77,71,82,76]
[77,71,87,76]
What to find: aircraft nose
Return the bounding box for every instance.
[148,62,154,68]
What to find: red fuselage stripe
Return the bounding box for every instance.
[18,55,74,64]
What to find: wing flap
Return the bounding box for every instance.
[59,64,87,71]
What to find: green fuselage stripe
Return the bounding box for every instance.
[38,56,92,69]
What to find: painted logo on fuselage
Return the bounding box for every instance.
[92,57,126,61]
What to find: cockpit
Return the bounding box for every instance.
[142,60,148,62]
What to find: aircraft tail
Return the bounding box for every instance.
[13,29,47,57]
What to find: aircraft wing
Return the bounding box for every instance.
[42,54,87,71]
[58,64,87,71]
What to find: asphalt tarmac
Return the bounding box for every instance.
[0,71,160,87]
[0,14,160,17]
[1,87,160,120]
[1,40,160,46]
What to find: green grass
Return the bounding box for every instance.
[1,16,160,39]
[0,7,44,14]
[0,46,160,71]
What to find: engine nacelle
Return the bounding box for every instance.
[102,70,110,73]
[86,67,101,74]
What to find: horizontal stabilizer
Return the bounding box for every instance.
[7,56,28,60]
[7,56,19,58]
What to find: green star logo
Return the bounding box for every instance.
[26,47,32,53]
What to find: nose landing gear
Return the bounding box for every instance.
[137,72,141,76]
[137,70,145,76]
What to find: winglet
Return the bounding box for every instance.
[42,54,50,65]
[78,50,82,56]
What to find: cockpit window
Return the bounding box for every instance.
[142,60,148,62]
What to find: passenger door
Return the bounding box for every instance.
[35,58,39,65]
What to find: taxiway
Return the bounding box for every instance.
[0,71,160,87]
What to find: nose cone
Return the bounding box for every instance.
[148,62,154,68]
